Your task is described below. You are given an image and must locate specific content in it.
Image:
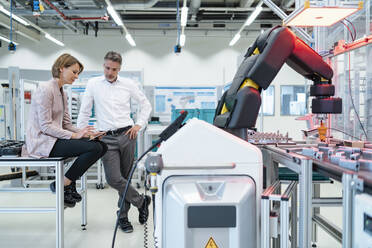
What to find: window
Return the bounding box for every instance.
[280,85,307,116]
[259,86,275,116]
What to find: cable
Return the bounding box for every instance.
[111,139,161,248]
[329,128,361,140]
[152,193,158,248]
[111,112,188,247]
[143,173,149,248]
[347,52,368,140]
[341,21,356,41]
[343,18,356,41]
[341,20,355,41]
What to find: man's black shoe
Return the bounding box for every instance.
[118,217,133,233]
[69,181,82,202]
[49,181,76,208]
[138,195,151,224]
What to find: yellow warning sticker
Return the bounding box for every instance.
[205,237,219,248]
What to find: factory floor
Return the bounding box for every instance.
[0,172,342,248]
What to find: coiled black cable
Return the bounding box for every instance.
[143,173,150,248]
[111,140,161,248]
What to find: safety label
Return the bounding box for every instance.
[205,237,219,248]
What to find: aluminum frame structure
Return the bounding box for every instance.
[261,180,298,248]
[0,157,88,248]
[261,143,372,248]
[261,145,313,247]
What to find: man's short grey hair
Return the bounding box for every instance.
[104,51,122,65]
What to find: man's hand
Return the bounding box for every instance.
[125,125,141,139]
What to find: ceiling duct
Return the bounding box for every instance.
[213,23,225,28]
[240,0,255,8]
[111,0,160,10]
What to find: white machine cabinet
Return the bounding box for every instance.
[153,118,262,248]
[163,175,256,247]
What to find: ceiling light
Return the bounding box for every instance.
[284,0,363,27]
[229,33,241,46]
[107,5,123,26]
[245,2,263,26]
[0,35,18,45]
[229,2,262,46]
[125,33,136,47]
[45,33,64,47]
[180,34,186,47]
[181,7,188,27]
[0,5,30,26]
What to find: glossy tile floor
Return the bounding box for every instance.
[0,171,342,248]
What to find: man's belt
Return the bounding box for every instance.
[105,126,132,136]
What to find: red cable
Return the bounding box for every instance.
[42,0,68,20]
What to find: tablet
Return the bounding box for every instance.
[89,132,106,141]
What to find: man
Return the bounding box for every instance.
[77,51,152,233]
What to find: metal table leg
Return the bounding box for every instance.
[81,172,87,230]
[291,185,297,248]
[312,183,320,244]
[299,159,312,248]
[273,180,281,248]
[22,166,27,188]
[342,173,354,248]
[56,161,64,248]
[262,149,278,188]
[281,199,289,248]
[261,198,270,248]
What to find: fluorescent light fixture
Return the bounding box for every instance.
[284,1,362,27]
[180,33,186,47]
[107,5,123,26]
[244,2,263,26]
[125,33,136,47]
[229,33,241,46]
[181,7,188,27]
[0,35,18,45]
[45,33,64,47]
[0,5,30,26]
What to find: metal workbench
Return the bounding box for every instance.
[0,157,88,248]
[261,145,313,248]
[260,144,372,248]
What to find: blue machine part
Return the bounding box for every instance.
[33,0,40,11]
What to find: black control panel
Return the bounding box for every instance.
[0,140,24,156]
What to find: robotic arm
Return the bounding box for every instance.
[214,26,342,137]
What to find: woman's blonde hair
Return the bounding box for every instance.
[52,53,84,78]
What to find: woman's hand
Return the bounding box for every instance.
[88,131,106,140]
[71,126,95,139]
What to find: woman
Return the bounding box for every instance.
[22,54,107,208]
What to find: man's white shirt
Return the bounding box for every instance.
[77,75,152,131]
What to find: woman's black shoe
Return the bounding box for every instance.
[70,181,82,202]
[49,181,76,208]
